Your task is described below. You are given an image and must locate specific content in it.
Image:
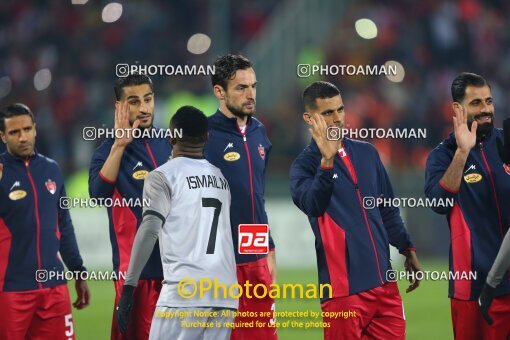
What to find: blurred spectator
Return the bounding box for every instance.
[1,0,510,179]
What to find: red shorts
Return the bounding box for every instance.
[0,284,74,340]
[321,282,405,340]
[450,295,510,340]
[111,278,162,340]
[231,257,277,340]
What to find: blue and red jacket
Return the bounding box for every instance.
[290,138,414,301]
[425,128,510,300]
[88,128,171,279]
[204,110,275,264]
[0,151,85,292]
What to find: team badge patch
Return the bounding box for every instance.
[45,179,56,194]
[463,173,482,184]
[9,190,27,200]
[133,170,149,180]
[258,144,265,160]
[503,163,510,175]
[224,152,240,161]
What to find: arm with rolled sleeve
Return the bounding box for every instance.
[290,150,335,218]
[424,145,458,214]
[376,151,415,253]
[58,183,85,272]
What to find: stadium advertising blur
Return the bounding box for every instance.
[1,1,510,340]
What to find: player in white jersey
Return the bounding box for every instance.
[116,105,238,340]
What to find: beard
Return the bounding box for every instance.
[12,142,34,158]
[467,112,494,140]
[226,100,256,120]
[333,121,345,140]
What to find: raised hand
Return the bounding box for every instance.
[453,103,477,153]
[114,101,140,148]
[308,114,341,164]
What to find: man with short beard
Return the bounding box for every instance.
[425,72,510,339]
[89,74,172,339]
[0,103,90,339]
[290,81,421,340]
[204,54,277,340]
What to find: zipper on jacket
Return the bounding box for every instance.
[144,140,158,168]
[340,151,384,284]
[478,142,504,238]
[25,160,43,289]
[238,125,256,223]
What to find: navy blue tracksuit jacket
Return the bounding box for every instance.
[204,110,275,264]
[0,152,84,291]
[89,128,172,279]
[290,138,414,301]
[425,128,510,300]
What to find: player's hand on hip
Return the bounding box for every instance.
[478,283,495,325]
[73,278,91,310]
[113,101,140,148]
[404,250,422,293]
[308,114,340,165]
[116,285,136,333]
[452,103,477,154]
[0,163,3,181]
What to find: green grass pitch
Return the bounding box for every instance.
[70,260,453,339]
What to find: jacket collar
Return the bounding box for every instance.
[447,127,498,148]
[3,149,38,163]
[309,138,352,155]
[211,109,257,134]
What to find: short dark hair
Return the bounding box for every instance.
[211,54,252,89]
[451,72,490,103]
[303,81,341,110]
[170,106,208,144]
[114,74,154,100]
[0,103,35,132]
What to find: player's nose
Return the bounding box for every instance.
[19,132,28,142]
[140,103,149,113]
[332,111,341,122]
[245,87,255,100]
[480,102,492,114]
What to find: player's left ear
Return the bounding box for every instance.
[0,131,5,144]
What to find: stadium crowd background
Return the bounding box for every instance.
[1,0,510,257]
